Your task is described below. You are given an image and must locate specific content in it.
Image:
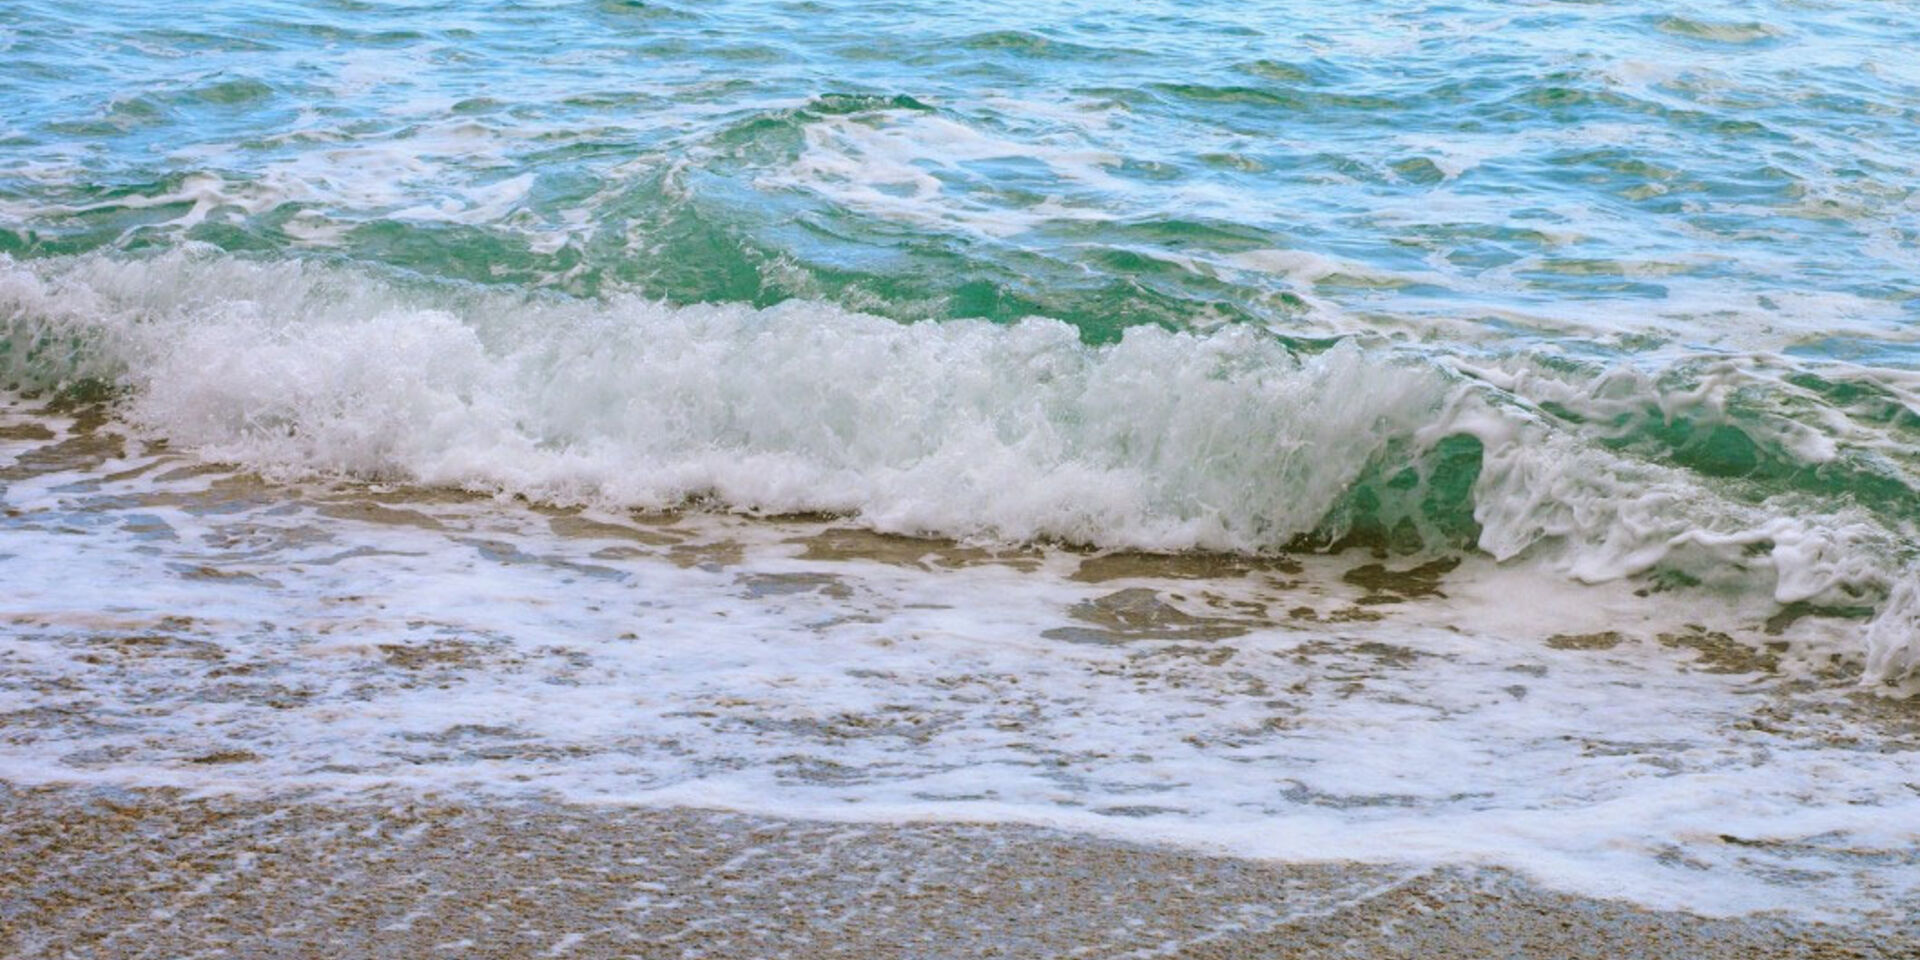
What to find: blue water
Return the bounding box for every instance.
[1,1,1917,676]
[5,0,1917,337]
[6,2,1920,928]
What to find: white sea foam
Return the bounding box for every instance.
[0,411,1915,920]
[760,108,1126,237]
[0,250,1450,551]
[1,250,1915,682]
[1867,579,1920,695]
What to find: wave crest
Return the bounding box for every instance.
[3,249,1915,685]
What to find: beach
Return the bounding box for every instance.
[6,399,1920,950]
[7,786,1917,959]
[5,0,1920,950]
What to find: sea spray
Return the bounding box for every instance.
[3,249,1915,683]
[7,2,1920,928]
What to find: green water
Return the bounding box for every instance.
[4,0,1916,343]
[8,6,1920,923]
[2,1,1918,677]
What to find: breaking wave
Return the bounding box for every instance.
[3,249,1916,685]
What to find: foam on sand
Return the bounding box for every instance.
[3,250,1916,685]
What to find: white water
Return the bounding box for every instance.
[1,397,1917,922]
[6,0,1920,935]
[2,250,1914,682]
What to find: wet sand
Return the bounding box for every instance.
[2,784,1912,959]
[6,402,1919,956]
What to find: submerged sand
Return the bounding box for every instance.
[6,402,1920,955]
[2,784,1912,959]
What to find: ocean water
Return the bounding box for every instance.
[2,0,1919,924]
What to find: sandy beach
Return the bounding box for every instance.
[10,1,1920,956]
[4,784,1914,959]
[5,398,1920,952]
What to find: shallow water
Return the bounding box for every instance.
[3,0,1920,923]
[4,399,1919,921]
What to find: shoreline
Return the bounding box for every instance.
[7,396,1920,943]
[3,784,1913,959]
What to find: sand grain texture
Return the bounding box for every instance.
[2,786,1912,959]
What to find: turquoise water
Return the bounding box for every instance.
[8,2,1920,924]
[7,0,1919,335]
[2,0,1918,679]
